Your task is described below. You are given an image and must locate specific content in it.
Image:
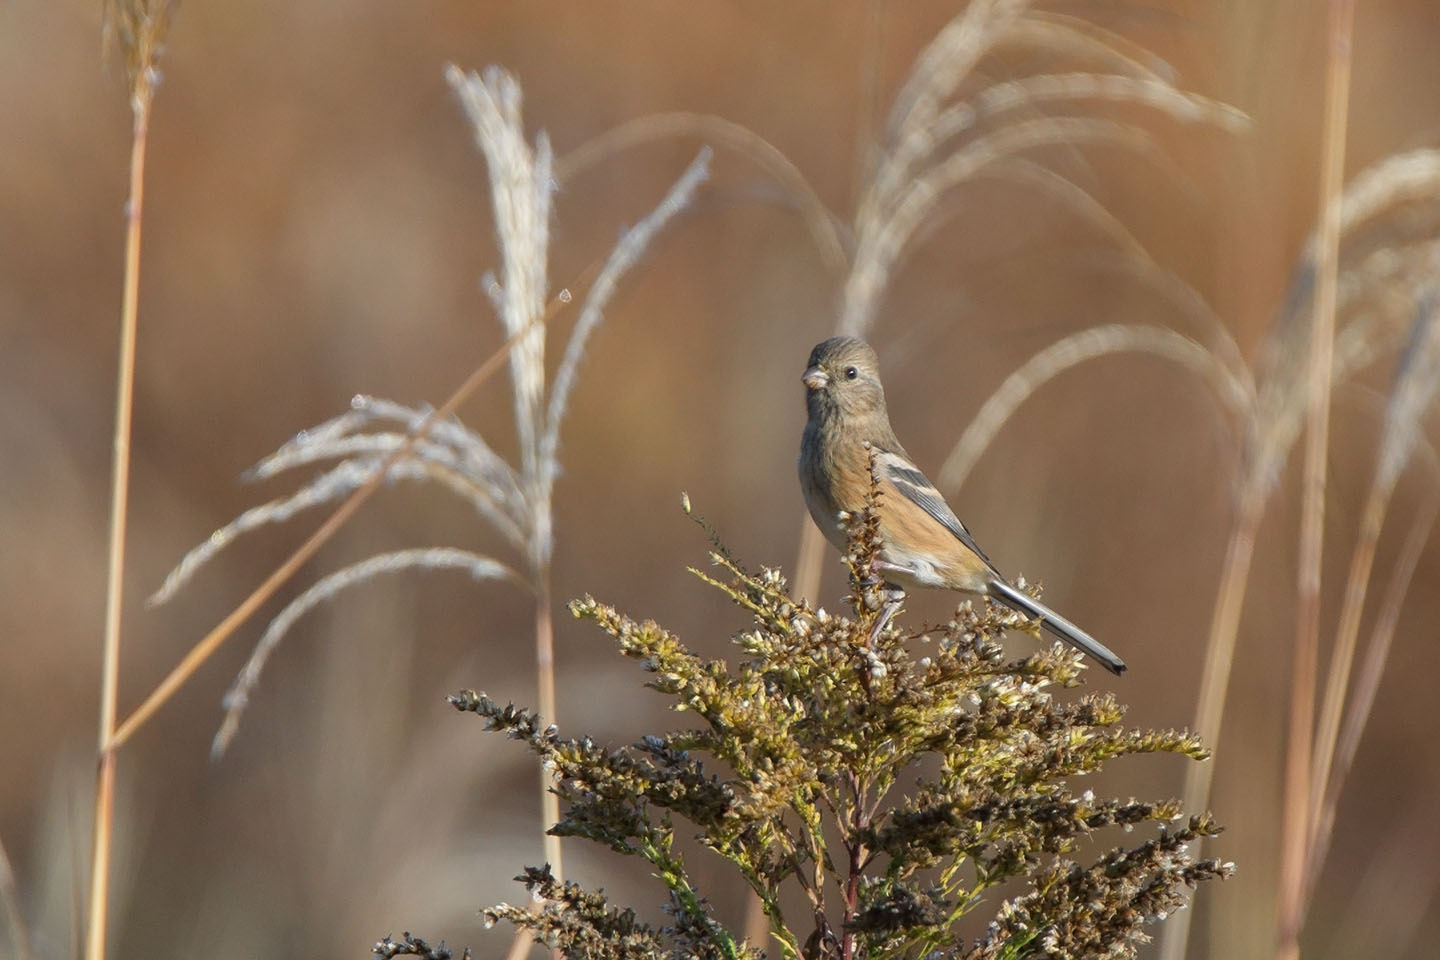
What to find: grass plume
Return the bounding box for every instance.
[148,67,709,895]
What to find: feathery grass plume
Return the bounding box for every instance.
[1160,141,1440,960]
[1171,146,1440,884]
[430,495,1229,960]
[151,63,709,816]
[541,2,1243,343]
[210,548,526,759]
[838,0,1246,336]
[1306,287,1440,884]
[102,0,175,112]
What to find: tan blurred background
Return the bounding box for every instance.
[3,1,1439,958]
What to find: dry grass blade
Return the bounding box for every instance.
[147,415,530,607]
[938,324,1253,491]
[844,118,1168,335]
[881,0,1025,150]
[1276,4,1355,958]
[540,148,713,498]
[211,548,525,759]
[1008,11,1175,81]
[1307,293,1440,884]
[555,114,846,277]
[1333,148,1440,240]
[973,72,1248,130]
[1310,483,1439,894]
[90,3,178,958]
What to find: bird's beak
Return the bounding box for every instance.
[802,366,829,390]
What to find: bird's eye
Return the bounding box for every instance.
[844,366,859,380]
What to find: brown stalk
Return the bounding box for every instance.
[1276,3,1354,957]
[533,568,562,881]
[87,56,156,960]
[1306,469,1386,851]
[1309,488,1440,894]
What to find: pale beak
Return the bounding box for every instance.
[802,366,829,390]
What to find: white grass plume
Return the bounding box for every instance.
[153,66,709,757]
[839,0,1248,336]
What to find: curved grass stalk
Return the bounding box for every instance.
[938,324,1254,491]
[1307,293,1440,879]
[972,72,1248,130]
[1309,484,1439,893]
[147,455,525,608]
[554,113,847,277]
[1276,6,1354,955]
[843,118,1168,335]
[541,149,713,497]
[1007,11,1175,81]
[211,548,525,759]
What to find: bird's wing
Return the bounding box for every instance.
[871,446,1001,575]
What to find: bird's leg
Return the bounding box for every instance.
[869,582,906,645]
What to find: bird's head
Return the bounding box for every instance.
[802,336,886,420]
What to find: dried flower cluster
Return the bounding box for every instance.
[431,497,1230,960]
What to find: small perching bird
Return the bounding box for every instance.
[798,335,1126,675]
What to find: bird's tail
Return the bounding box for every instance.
[987,579,1126,676]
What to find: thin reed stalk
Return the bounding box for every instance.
[1277,3,1355,958]
[533,571,561,879]
[1158,476,1265,960]
[1309,487,1440,892]
[88,4,165,949]
[1308,293,1440,887]
[1306,469,1385,836]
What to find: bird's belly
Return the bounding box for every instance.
[878,538,991,594]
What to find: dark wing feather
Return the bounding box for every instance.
[874,447,1001,575]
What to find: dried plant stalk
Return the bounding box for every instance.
[89,5,175,960]
[1276,4,1355,958]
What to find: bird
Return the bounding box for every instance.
[797,335,1126,675]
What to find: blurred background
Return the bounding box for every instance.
[2,1,1439,958]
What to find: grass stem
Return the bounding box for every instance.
[87,84,153,960]
[1276,2,1354,956]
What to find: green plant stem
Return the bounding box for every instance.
[1277,2,1354,956]
[87,81,152,960]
